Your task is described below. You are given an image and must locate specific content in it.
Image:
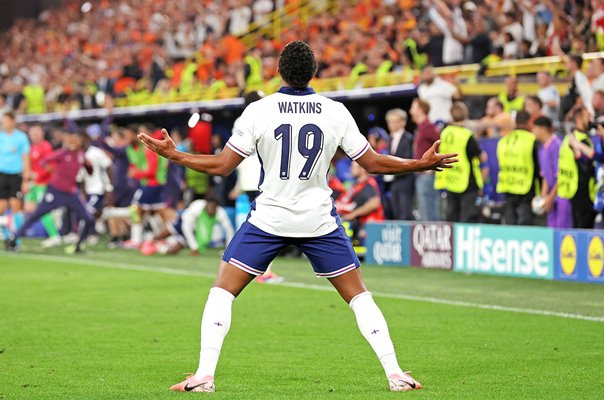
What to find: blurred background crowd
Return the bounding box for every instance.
[3,0,604,112]
[2,0,604,259]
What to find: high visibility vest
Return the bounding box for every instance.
[347,62,368,89]
[498,92,525,113]
[180,61,198,94]
[376,60,393,86]
[126,145,168,186]
[558,130,595,199]
[434,125,483,193]
[195,209,217,252]
[403,38,428,70]
[496,129,536,195]
[244,55,263,87]
[23,84,46,114]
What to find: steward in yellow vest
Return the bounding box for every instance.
[496,110,539,225]
[557,106,596,228]
[244,49,264,89]
[435,102,488,222]
[497,76,525,113]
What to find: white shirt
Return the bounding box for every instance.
[592,73,604,92]
[428,7,466,65]
[181,200,235,251]
[575,71,595,116]
[226,88,370,237]
[229,6,252,36]
[389,129,404,154]
[81,146,112,195]
[417,77,457,123]
[537,84,560,124]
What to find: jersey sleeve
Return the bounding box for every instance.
[20,134,31,155]
[339,104,370,161]
[226,107,256,158]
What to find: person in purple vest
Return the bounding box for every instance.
[5,130,95,253]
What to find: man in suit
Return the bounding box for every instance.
[386,108,415,220]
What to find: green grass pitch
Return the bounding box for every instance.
[1,240,604,399]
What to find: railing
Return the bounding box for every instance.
[110,51,604,109]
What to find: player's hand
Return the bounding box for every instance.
[421,140,458,172]
[341,213,355,221]
[543,194,555,213]
[138,128,178,160]
[21,181,30,194]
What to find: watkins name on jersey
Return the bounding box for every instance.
[278,101,322,114]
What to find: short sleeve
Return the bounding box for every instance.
[20,134,31,155]
[226,106,256,158]
[466,136,481,159]
[339,104,370,160]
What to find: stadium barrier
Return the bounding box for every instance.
[365,221,604,284]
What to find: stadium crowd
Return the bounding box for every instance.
[3,58,604,259]
[3,0,604,113]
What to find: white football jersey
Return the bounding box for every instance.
[226,87,370,237]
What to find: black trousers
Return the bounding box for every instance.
[445,190,481,223]
[504,193,533,226]
[571,195,595,229]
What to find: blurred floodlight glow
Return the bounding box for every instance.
[81,2,92,13]
[188,113,200,128]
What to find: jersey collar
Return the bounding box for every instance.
[277,86,316,96]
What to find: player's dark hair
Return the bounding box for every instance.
[3,111,15,120]
[450,102,469,122]
[413,98,431,115]
[205,195,219,205]
[571,105,588,122]
[515,110,531,127]
[527,95,543,109]
[569,54,583,69]
[278,41,317,88]
[533,116,553,130]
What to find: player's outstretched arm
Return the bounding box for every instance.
[356,140,458,175]
[138,129,244,176]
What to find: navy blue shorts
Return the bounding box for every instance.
[222,221,360,278]
[133,186,165,209]
[86,194,105,214]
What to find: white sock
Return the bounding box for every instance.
[349,291,404,377]
[195,287,235,379]
[131,223,143,244]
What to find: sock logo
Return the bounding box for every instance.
[370,329,380,334]
[214,322,223,327]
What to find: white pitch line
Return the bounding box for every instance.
[3,253,604,323]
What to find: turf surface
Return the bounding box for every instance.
[1,241,603,399]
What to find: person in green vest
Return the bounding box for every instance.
[435,102,488,222]
[22,79,47,114]
[347,59,368,89]
[557,106,596,228]
[244,48,264,89]
[497,75,525,113]
[496,110,540,225]
[403,37,428,70]
[375,58,393,87]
